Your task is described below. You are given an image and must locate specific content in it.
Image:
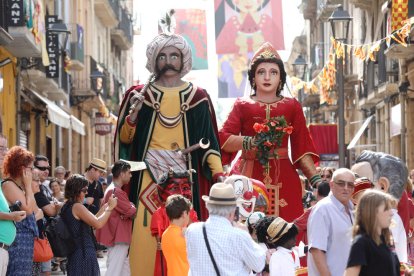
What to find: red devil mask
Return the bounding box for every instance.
[157,170,193,202]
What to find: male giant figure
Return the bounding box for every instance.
[352,150,409,263]
[114,18,224,275]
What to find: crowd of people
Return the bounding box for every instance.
[2,12,414,276]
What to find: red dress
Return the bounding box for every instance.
[219,97,319,222]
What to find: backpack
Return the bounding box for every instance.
[45,205,78,257]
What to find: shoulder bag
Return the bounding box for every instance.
[202,223,221,276]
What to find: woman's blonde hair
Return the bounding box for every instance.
[353,189,396,246]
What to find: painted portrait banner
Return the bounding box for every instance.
[173,9,208,70]
[215,0,284,98]
[214,0,284,55]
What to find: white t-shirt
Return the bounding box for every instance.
[269,246,300,276]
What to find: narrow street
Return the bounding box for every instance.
[51,253,107,275]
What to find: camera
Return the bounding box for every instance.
[9,200,22,212]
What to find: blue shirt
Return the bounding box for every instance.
[0,186,16,245]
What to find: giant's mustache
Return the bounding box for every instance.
[158,64,181,75]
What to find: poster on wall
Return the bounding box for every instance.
[214,0,284,98]
[214,0,284,55]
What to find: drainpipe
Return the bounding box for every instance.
[16,60,21,146]
[399,58,407,163]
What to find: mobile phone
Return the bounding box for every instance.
[9,200,22,212]
[234,206,240,222]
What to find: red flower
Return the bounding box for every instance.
[253,123,263,133]
[252,116,293,166]
[264,141,273,148]
[284,126,293,134]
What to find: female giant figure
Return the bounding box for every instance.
[219,42,321,221]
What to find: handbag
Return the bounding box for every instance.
[45,204,79,257]
[202,223,221,276]
[33,237,53,262]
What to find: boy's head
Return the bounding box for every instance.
[267,217,298,249]
[165,194,192,224]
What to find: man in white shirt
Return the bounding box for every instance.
[307,168,355,276]
[186,182,266,276]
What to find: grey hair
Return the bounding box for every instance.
[206,203,236,217]
[332,168,355,182]
[355,150,408,200]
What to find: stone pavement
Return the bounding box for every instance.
[51,252,107,275]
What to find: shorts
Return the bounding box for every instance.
[41,259,52,272]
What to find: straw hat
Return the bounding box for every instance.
[90,158,107,173]
[267,217,294,243]
[202,183,237,205]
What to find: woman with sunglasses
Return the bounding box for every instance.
[1,146,38,276]
[62,174,117,276]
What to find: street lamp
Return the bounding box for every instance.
[293,55,307,80]
[329,6,352,168]
[292,54,308,105]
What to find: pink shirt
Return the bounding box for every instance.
[96,184,137,246]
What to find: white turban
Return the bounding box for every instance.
[146,34,192,78]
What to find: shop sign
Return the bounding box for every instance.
[95,112,112,136]
[46,15,59,78]
[8,0,24,26]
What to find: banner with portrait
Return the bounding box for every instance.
[172,9,208,70]
[214,0,284,98]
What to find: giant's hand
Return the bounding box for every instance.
[128,92,145,122]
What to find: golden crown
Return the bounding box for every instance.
[259,49,278,59]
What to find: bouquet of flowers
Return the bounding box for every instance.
[253,116,293,166]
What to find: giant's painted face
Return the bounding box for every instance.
[158,176,192,203]
[224,175,256,219]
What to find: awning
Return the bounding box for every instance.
[347,115,374,150]
[70,115,86,136]
[30,90,71,129]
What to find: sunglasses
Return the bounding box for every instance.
[80,187,88,193]
[36,166,51,171]
[333,180,355,189]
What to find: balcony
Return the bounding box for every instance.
[71,55,97,98]
[22,63,67,102]
[301,0,317,20]
[4,26,41,57]
[94,0,119,28]
[111,8,133,50]
[0,27,13,45]
[316,0,343,21]
[349,0,372,10]
[69,24,85,71]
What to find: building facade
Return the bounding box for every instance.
[0,0,134,173]
[293,0,414,170]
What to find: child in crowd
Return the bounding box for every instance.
[246,211,266,242]
[254,216,277,276]
[266,217,300,275]
[161,194,192,276]
[345,189,400,276]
